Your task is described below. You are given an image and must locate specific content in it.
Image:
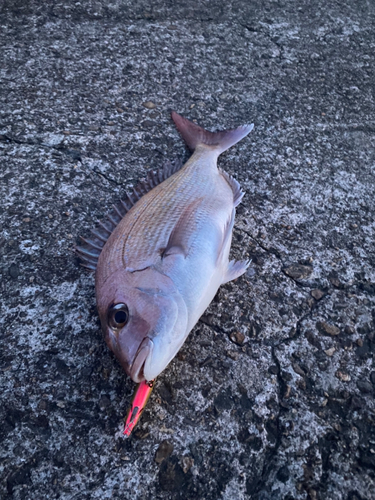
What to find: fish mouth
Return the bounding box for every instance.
[130,337,154,383]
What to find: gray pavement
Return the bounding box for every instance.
[1,1,375,499]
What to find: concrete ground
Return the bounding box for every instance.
[1,1,374,499]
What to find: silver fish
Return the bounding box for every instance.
[77,112,253,382]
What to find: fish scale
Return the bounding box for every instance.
[102,154,216,275]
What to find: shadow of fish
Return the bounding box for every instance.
[76,112,253,383]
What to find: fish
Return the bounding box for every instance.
[76,112,253,385]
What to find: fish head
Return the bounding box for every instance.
[96,267,188,382]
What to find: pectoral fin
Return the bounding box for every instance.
[162,198,204,258]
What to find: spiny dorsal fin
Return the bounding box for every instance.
[75,159,183,271]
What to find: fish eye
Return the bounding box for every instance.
[108,303,129,330]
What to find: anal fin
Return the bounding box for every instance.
[222,259,251,284]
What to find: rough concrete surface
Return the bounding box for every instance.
[1,1,375,499]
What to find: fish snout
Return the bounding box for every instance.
[104,328,152,382]
[129,337,154,383]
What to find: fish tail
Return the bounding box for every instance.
[171,111,254,154]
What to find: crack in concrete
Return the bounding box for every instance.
[1,134,128,189]
[91,168,122,186]
[238,22,286,62]
[239,227,314,291]
[251,344,286,497]
[0,134,83,161]
[199,316,227,337]
[240,227,282,259]
[249,305,321,494]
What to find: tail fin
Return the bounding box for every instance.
[171,111,253,154]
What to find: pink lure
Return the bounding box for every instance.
[123,379,154,437]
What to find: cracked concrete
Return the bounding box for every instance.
[1,1,375,499]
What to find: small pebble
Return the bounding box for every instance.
[307,298,315,308]
[283,263,313,280]
[229,331,245,345]
[335,370,351,382]
[142,120,156,127]
[180,456,194,473]
[319,322,340,336]
[134,429,150,440]
[38,400,48,411]
[226,350,239,361]
[292,363,305,377]
[311,289,325,300]
[142,101,156,109]
[159,426,175,434]
[329,276,341,288]
[324,347,336,357]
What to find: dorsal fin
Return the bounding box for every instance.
[219,168,245,207]
[75,159,183,271]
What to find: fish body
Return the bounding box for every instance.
[77,112,253,383]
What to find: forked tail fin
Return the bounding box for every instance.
[171,111,253,154]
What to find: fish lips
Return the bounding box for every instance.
[129,337,154,383]
[105,327,152,382]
